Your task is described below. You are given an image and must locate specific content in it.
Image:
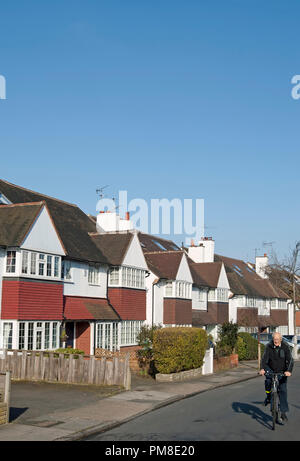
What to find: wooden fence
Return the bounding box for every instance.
[0,371,11,425]
[0,350,131,390]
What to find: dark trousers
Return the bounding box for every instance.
[265,376,289,413]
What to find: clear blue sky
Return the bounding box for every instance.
[0,0,299,262]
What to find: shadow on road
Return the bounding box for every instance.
[232,401,272,430]
[9,407,28,422]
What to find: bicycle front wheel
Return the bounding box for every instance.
[272,392,277,430]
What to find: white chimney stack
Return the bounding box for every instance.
[96,211,134,233]
[188,237,215,263]
[256,254,269,279]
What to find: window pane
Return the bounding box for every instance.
[22,251,29,274]
[54,257,59,277]
[28,323,34,350]
[45,322,50,349]
[19,322,25,349]
[36,330,42,350]
[3,323,13,349]
[39,254,45,276]
[47,255,52,277]
[6,251,16,273]
[52,323,57,349]
[30,253,37,275]
[97,323,104,349]
[105,324,111,350]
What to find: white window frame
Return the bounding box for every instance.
[108,266,146,289]
[96,321,120,351]
[17,321,60,351]
[88,264,100,286]
[19,250,61,280]
[217,288,228,302]
[6,250,17,273]
[120,320,144,347]
[3,322,13,349]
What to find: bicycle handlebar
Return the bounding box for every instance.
[265,371,285,378]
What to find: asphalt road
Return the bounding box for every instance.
[85,362,300,441]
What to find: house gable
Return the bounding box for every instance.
[176,254,193,283]
[217,263,230,289]
[122,232,148,270]
[21,205,65,256]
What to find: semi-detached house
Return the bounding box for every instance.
[0,180,147,355]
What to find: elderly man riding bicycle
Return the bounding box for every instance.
[259,332,293,424]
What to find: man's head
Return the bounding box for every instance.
[272,332,282,347]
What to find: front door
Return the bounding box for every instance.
[65,322,74,348]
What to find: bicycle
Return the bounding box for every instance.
[265,371,285,430]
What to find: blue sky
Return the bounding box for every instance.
[0,0,299,262]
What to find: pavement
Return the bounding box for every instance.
[0,360,266,441]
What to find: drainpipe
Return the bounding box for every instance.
[105,265,121,351]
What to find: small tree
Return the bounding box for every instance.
[266,241,300,359]
[215,322,239,357]
[136,324,162,375]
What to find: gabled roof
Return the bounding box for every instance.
[144,251,184,280]
[0,202,44,247]
[138,232,181,253]
[89,232,133,266]
[189,262,223,288]
[215,254,289,299]
[0,179,108,263]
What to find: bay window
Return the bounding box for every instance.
[18,321,60,350]
[108,266,146,289]
[96,321,120,351]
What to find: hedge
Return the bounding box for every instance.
[237,332,265,360]
[153,327,208,374]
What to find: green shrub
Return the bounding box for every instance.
[54,348,85,356]
[136,324,162,361]
[153,327,208,374]
[236,336,247,360]
[237,332,265,360]
[214,322,239,358]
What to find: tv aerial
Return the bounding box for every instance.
[96,185,109,199]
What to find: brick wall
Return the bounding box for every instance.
[75,322,91,355]
[96,345,142,373]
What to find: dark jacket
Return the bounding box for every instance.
[261,340,294,373]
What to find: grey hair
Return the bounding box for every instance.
[272,332,282,339]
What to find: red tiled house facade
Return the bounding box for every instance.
[0,181,148,354]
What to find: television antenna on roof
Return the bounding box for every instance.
[96,185,109,199]
[262,241,276,253]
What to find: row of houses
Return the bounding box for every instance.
[0,179,298,356]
